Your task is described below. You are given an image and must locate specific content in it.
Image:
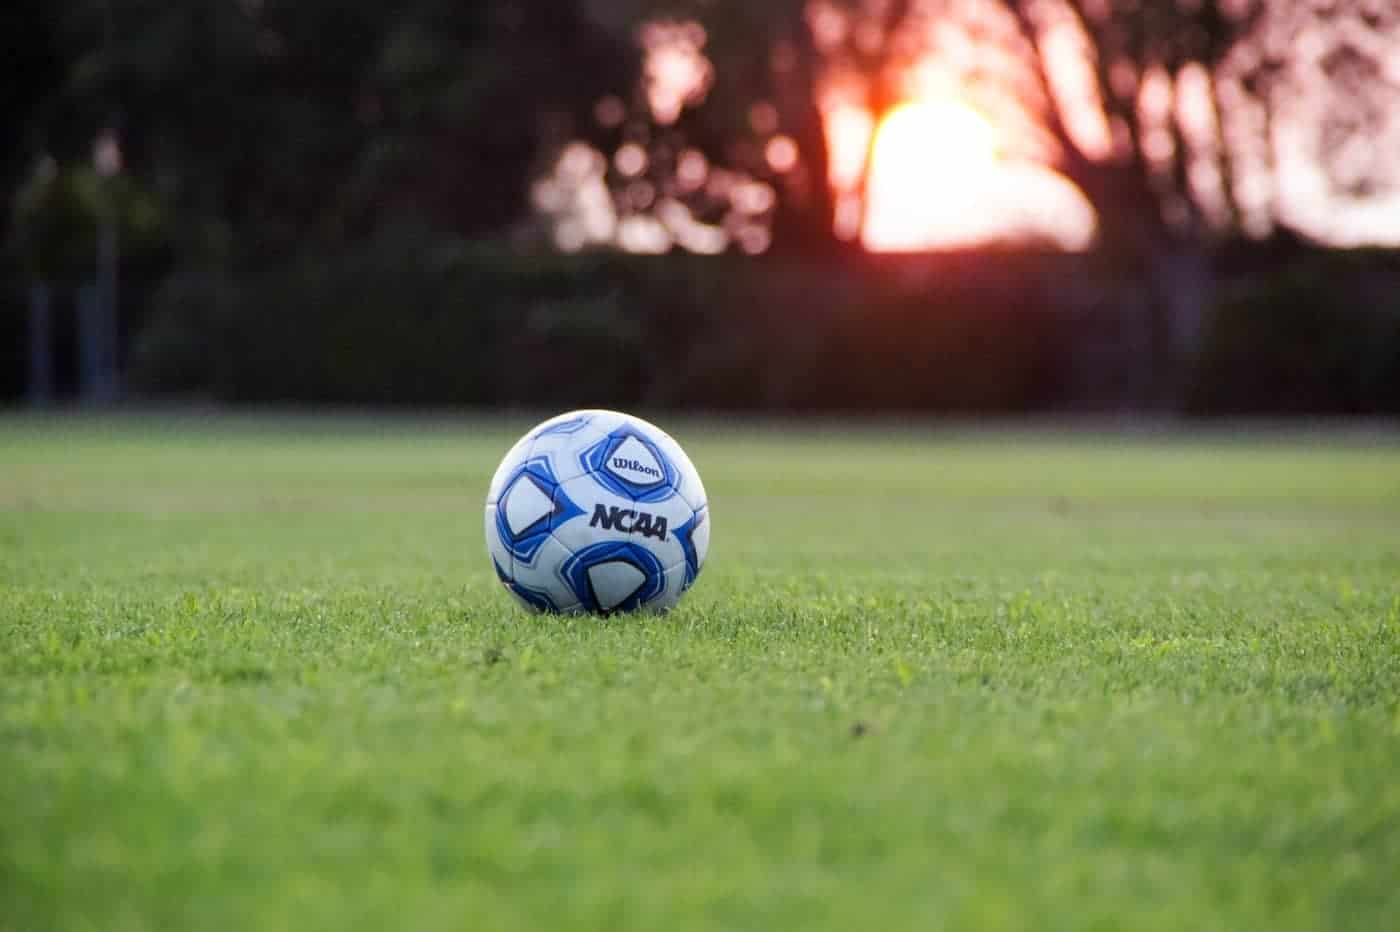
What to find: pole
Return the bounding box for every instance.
[78,284,102,401]
[97,198,119,402]
[27,283,54,405]
[93,0,121,403]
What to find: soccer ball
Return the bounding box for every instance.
[484,409,710,615]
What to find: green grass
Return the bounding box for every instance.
[3,414,1399,932]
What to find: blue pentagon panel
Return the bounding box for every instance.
[529,421,609,486]
[485,433,536,505]
[690,505,711,570]
[495,456,583,562]
[504,535,582,614]
[484,503,514,577]
[548,482,588,532]
[580,425,680,504]
[530,413,594,438]
[575,409,630,434]
[560,541,667,614]
[669,506,709,591]
[502,570,561,613]
[655,559,690,608]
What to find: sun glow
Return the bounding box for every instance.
[862,99,998,250]
[824,103,875,189]
[858,98,1097,252]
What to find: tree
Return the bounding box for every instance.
[2,0,66,262]
[21,0,634,259]
[553,0,1400,406]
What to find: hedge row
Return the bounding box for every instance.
[126,230,1071,412]
[1188,251,1400,415]
[9,228,1400,414]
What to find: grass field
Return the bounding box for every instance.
[3,414,1399,932]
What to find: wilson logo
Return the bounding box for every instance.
[590,504,669,541]
[612,457,661,480]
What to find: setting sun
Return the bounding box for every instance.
[859,98,1097,252]
[877,100,999,173]
[861,99,1000,251]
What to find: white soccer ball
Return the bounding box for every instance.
[484,409,710,615]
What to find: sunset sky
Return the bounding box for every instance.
[540,0,1400,255]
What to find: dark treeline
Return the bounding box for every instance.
[3,0,1399,413]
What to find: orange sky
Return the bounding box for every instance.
[538,4,1400,255]
[853,99,1096,251]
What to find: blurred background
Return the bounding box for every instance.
[4,0,1399,417]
